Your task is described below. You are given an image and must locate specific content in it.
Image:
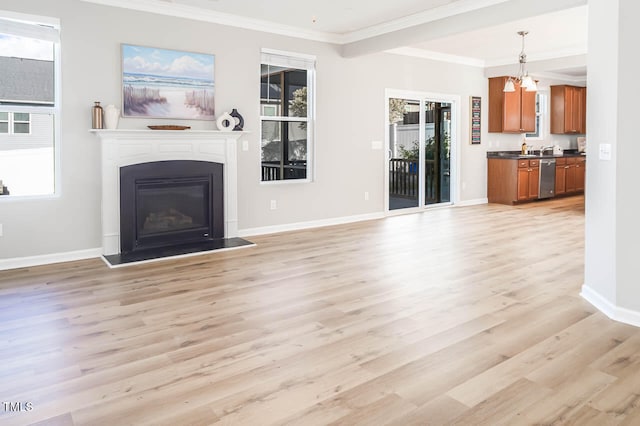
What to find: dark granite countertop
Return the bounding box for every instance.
[487,149,586,159]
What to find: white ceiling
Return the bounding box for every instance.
[413,6,588,66]
[162,0,461,34]
[86,0,589,80]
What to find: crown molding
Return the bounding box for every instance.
[530,71,586,84]
[79,0,342,43]
[485,45,588,67]
[341,0,511,44]
[386,47,485,68]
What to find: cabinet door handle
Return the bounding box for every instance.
[565,166,569,169]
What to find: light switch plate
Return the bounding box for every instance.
[242,140,249,151]
[371,140,382,150]
[599,143,612,161]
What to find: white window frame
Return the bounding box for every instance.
[525,91,547,141]
[0,10,61,200]
[0,111,8,133]
[12,112,31,134]
[260,48,316,184]
[0,112,31,135]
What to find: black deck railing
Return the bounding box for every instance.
[262,161,307,181]
[389,158,439,204]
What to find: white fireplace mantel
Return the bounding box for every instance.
[91,129,244,256]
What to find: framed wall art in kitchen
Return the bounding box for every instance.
[470,96,481,144]
[121,44,215,120]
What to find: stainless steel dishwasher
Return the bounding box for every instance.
[539,158,556,199]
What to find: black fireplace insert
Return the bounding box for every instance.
[120,160,223,254]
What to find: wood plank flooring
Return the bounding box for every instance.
[2,196,639,425]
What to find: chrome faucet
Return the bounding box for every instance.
[539,146,554,156]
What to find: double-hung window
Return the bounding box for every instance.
[260,49,315,182]
[0,12,59,197]
[0,112,31,134]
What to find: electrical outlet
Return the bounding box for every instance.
[364,191,369,201]
[270,200,277,210]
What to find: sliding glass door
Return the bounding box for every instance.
[387,93,455,211]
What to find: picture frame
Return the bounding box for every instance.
[121,44,215,120]
[470,96,481,144]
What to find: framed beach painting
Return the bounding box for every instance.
[121,44,215,120]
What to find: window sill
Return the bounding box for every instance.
[0,193,60,203]
[260,178,313,185]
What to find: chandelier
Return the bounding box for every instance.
[503,31,537,92]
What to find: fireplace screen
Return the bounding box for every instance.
[137,180,208,237]
[120,160,224,254]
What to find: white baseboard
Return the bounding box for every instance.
[238,200,489,238]
[1,202,488,270]
[457,198,488,207]
[0,248,102,271]
[581,284,640,328]
[238,212,385,238]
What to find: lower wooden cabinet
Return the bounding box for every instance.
[575,157,586,191]
[517,159,540,201]
[555,157,586,195]
[488,156,585,205]
[488,158,539,205]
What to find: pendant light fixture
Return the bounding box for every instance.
[503,31,537,92]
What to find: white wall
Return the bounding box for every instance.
[583,0,619,305]
[0,0,489,259]
[615,0,640,312]
[582,0,640,321]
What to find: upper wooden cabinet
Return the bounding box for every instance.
[550,85,586,134]
[488,76,536,133]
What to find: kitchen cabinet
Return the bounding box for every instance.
[555,158,567,195]
[550,85,586,134]
[488,76,536,133]
[517,159,540,201]
[555,157,586,195]
[488,158,539,204]
[575,156,586,191]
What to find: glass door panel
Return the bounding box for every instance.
[423,101,451,205]
[388,98,420,210]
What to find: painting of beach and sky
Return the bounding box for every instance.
[122,44,215,120]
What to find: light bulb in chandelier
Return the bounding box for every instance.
[521,74,536,90]
[504,78,516,93]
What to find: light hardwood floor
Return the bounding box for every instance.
[2,195,639,425]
